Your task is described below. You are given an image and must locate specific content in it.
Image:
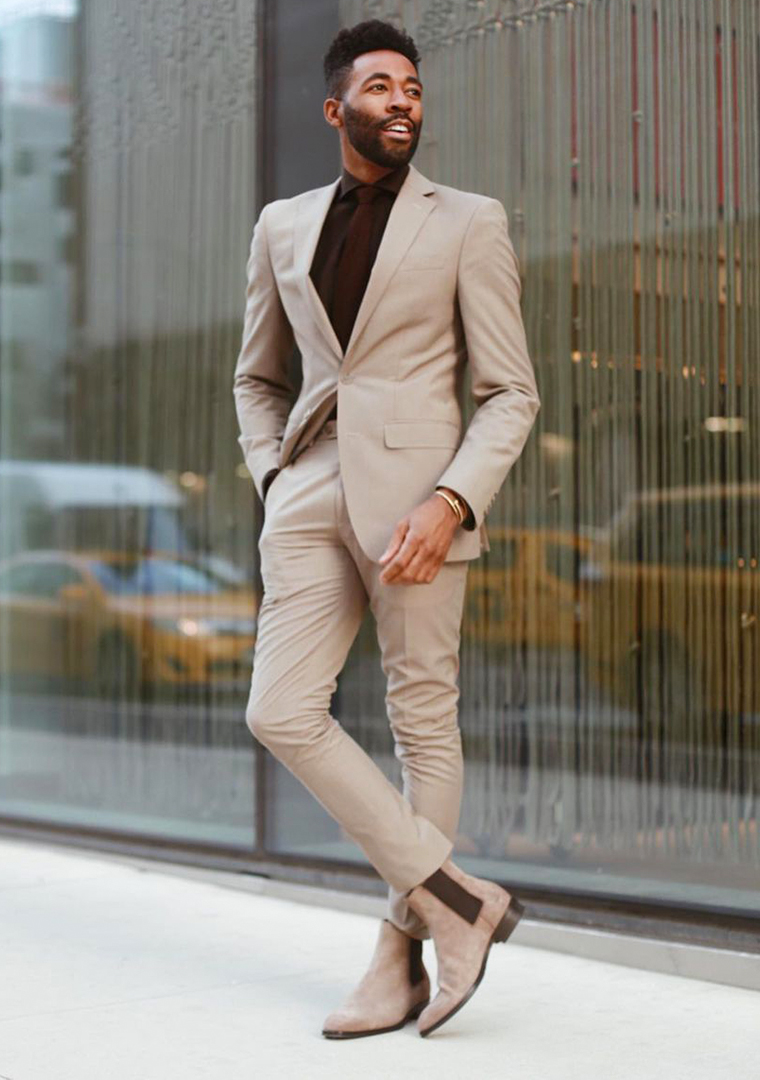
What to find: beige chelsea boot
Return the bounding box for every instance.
[404,856,524,1036]
[322,917,431,1039]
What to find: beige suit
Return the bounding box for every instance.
[234,162,540,938]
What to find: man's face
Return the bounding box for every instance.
[335,49,423,169]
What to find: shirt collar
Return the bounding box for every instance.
[338,162,410,200]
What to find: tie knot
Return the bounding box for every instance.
[353,185,381,204]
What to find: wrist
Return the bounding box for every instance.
[434,487,465,526]
[436,485,475,530]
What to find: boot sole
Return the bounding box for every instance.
[322,997,429,1039]
[419,896,525,1038]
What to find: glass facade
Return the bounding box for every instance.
[0,0,261,848]
[1,0,758,933]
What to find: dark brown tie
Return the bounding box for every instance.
[330,185,382,354]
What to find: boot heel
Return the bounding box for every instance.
[492,897,524,943]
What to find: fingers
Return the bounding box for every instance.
[379,526,417,582]
[401,546,440,584]
[379,519,409,564]
[379,531,442,585]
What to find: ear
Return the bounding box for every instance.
[323,98,342,129]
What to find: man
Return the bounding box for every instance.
[233,18,540,1039]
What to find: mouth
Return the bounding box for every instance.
[382,121,414,141]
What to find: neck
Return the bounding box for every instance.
[339,147,407,184]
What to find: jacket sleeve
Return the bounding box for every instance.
[233,204,295,502]
[435,197,540,528]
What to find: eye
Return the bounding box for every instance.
[368,83,422,97]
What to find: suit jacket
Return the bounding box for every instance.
[233,162,541,563]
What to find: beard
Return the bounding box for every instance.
[341,100,421,168]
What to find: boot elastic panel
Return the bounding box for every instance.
[420,866,484,924]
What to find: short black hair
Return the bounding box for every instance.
[323,18,421,100]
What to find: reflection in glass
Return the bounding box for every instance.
[0,0,260,848]
[310,0,760,916]
[0,0,758,922]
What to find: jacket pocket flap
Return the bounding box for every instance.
[384,420,461,449]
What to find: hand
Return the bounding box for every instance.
[378,494,460,584]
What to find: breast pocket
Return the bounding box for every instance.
[398,257,447,271]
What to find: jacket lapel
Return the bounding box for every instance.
[342,164,436,367]
[294,176,344,359]
[293,163,437,368]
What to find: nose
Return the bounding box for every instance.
[387,85,413,111]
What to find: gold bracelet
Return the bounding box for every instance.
[435,488,464,525]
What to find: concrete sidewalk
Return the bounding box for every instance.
[0,835,757,1080]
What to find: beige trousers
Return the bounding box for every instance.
[245,419,469,939]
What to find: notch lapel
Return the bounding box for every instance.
[294,176,344,359]
[293,163,437,368]
[342,164,436,369]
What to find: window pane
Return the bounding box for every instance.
[0,0,260,851]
